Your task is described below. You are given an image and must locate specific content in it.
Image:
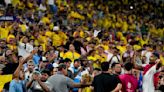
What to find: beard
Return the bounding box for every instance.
[116,71,121,75]
[149,61,156,64]
[41,78,47,82]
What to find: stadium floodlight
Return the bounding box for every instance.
[130,6,133,10]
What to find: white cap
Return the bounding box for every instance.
[53,63,59,68]
[53,26,59,31]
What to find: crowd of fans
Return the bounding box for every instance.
[0,0,164,92]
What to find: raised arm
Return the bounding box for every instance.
[146,32,150,42]
[13,50,37,78]
[132,51,143,70]
[156,56,163,70]
[13,58,24,78]
[72,82,91,88]
[47,53,57,63]
[23,50,37,64]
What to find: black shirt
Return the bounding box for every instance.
[92,73,121,92]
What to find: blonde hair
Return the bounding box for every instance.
[27,60,34,65]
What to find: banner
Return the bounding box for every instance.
[0,16,16,21]
[0,75,12,91]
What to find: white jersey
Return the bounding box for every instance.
[142,64,157,92]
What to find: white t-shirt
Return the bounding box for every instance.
[142,64,157,92]
[106,51,113,61]
[107,52,121,67]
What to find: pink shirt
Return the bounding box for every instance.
[119,74,138,92]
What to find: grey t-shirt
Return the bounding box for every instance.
[47,73,74,92]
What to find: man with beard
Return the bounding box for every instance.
[91,62,122,92]
[26,69,51,92]
[133,52,163,92]
[25,60,35,81]
[119,62,138,92]
[111,62,122,76]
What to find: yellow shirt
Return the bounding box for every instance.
[7,34,15,43]
[116,46,127,54]
[77,4,84,10]
[133,45,142,50]
[140,39,148,46]
[129,24,136,32]
[27,2,33,9]
[38,35,48,51]
[19,24,27,32]
[99,53,107,63]
[122,21,128,32]
[69,11,85,20]
[45,31,53,38]
[158,28,164,38]
[63,51,81,62]
[0,27,10,39]
[34,39,39,46]
[100,44,109,51]
[87,55,100,68]
[18,1,25,9]
[38,35,48,44]
[103,18,112,29]
[121,37,127,45]
[89,52,107,65]
[49,23,54,30]
[0,75,12,91]
[41,17,50,24]
[115,22,122,28]
[80,30,85,38]
[116,32,123,38]
[59,32,67,45]
[7,44,17,50]
[52,32,62,47]
[59,52,64,58]
[11,0,20,6]
[82,87,92,92]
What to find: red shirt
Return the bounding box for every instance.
[119,74,138,92]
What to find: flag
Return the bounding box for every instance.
[0,75,12,91]
[138,71,143,92]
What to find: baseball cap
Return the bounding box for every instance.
[53,63,59,68]
[58,63,66,71]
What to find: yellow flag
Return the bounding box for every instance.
[160,55,164,66]
[0,75,12,91]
